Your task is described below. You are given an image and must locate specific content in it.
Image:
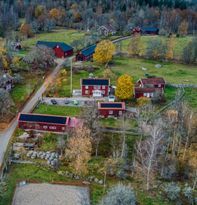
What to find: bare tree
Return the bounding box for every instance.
[135,119,165,190]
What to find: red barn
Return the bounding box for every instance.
[76,44,96,61]
[18,113,70,133]
[81,78,110,97]
[132,27,141,35]
[98,102,126,118]
[136,77,165,89]
[37,41,73,58]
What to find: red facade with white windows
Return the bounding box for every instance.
[98,102,126,118]
[81,78,110,97]
[53,46,73,58]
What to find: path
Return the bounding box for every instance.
[0,59,65,168]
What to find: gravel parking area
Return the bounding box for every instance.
[12,183,90,205]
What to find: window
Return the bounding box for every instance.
[119,111,122,115]
[144,93,147,97]
[85,90,89,94]
[109,110,113,115]
[102,85,105,89]
[94,86,101,89]
[85,86,89,89]
[158,84,161,87]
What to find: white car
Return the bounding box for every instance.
[108,95,115,102]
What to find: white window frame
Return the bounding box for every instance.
[109,110,113,115]
[102,85,105,89]
[85,90,89,94]
[85,86,89,89]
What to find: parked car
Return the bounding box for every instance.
[73,100,79,105]
[64,99,70,104]
[51,99,57,105]
[108,95,115,102]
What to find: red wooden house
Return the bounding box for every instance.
[136,77,165,89]
[81,78,110,97]
[37,41,73,58]
[18,113,70,133]
[76,44,96,61]
[98,102,126,118]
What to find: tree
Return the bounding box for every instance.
[146,38,166,60]
[100,184,136,205]
[20,23,33,38]
[65,126,92,175]
[0,88,14,117]
[166,36,175,60]
[93,40,115,67]
[23,46,55,71]
[178,20,188,36]
[137,97,151,107]
[49,8,61,20]
[135,119,166,190]
[182,38,197,64]
[115,74,134,100]
[128,34,144,56]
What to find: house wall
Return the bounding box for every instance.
[53,47,73,58]
[99,109,124,118]
[18,121,67,133]
[82,85,109,96]
[64,50,73,57]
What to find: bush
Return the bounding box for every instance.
[164,182,181,201]
[137,97,151,107]
[100,184,136,205]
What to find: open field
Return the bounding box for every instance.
[21,29,86,48]
[112,57,197,84]
[120,35,194,59]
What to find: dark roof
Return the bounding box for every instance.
[18,113,68,125]
[99,102,125,110]
[82,78,109,86]
[37,41,73,52]
[81,45,96,57]
[142,27,159,32]
[140,77,165,85]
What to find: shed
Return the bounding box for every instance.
[76,44,96,61]
[36,41,73,58]
[141,27,159,35]
[98,102,126,118]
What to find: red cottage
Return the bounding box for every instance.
[37,41,73,58]
[135,87,161,98]
[136,77,165,89]
[76,45,96,61]
[81,78,110,97]
[18,113,70,133]
[98,102,126,118]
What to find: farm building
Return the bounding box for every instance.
[36,41,73,58]
[141,27,159,35]
[136,77,165,89]
[0,73,13,91]
[132,27,141,35]
[18,113,70,133]
[98,102,126,118]
[134,87,163,98]
[76,44,96,61]
[81,78,110,97]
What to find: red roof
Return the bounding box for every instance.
[140,77,165,85]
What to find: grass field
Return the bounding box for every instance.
[120,35,194,59]
[21,29,86,48]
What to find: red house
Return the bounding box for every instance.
[132,27,141,35]
[135,87,161,98]
[37,41,73,58]
[81,78,110,97]
[136,77,165,89]
[76,44,96,61]
[18,113,70,133]
[98,102,126,118]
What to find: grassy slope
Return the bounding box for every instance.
[121,35,194,59]
[21,29,85,48]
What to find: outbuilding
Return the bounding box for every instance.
[37,41,73,58]
[76,44,96,61]
[18,113,70,133]
[141,27,159,35]
[98,102,126,118]
[81,78,110,97]
[136,77,165,89]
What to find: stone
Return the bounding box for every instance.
[98,180,103,185]
[155,64,162,68]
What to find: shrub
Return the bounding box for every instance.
[164,182,181,201]
[100,184,136,205]
[137,97,151,107]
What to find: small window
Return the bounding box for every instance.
[85,90,89,94]
[158,84,161,87]
[109,110,113,115]
[102,85,105,89]
[119,111,122,115]
[144,93,147,97]
[85,86,88,89]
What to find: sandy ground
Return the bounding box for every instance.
[12,183,90,205]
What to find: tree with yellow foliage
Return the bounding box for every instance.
[178,20,188,36]
[93,40,115,67]
[65,126,92,175]
[20,23,33,38]
[115,74,134,100]
[49,8,61,20]
[166,36,175,60]
[35,5,45,18]
[128,34,144,56]
[0,47,9,70]
[137,97,151,107]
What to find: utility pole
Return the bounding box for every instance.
[70,57,73,96]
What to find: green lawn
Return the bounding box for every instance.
[34,104,81,116]
[120,35,194,59]
[21,29,85,48]
[112,56,197,84]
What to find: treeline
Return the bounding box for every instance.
[0,0,196,37]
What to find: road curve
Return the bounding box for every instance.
[0,59,65,168]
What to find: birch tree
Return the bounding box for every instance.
[135,119,165,190]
